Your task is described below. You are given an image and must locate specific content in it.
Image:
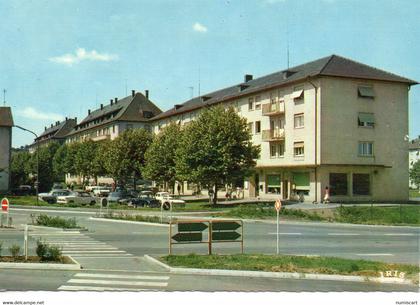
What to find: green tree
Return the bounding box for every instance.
[29,142,61,192]
[410,160,420,189]
[10,151,31,189]
[103,129,153,188]
[64,142,81,177]
[143,123,182,192]
[74,140,100,185]
[176,106,260,204]
[52,144,68,182]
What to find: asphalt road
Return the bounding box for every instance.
[0,206,418,292]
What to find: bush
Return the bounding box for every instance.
[35,214,79,229]
[9,244,21,258]
[0,241,3,257]
[36,239,62,262]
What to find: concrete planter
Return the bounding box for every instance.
[0,255,81,270]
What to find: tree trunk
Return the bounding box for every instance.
[212,183,218,205]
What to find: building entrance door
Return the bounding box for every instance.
[283,180,288,199]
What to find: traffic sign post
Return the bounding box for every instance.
[1,198,9,228]
[100,198,108,217]
[275,199,282,255]
[24,224,28,260]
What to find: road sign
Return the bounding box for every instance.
[178,222,208,232]
[275,199,282,211]
[212,221,241,231]
[212,231,241,241]
[1,198,9,213]
[172,232,203,242]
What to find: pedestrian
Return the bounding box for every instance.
[177,184,181,196]
[323,186,330,204]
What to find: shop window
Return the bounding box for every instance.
[353,173,370,195]
[267,175,281,194]
[330,173,348,196]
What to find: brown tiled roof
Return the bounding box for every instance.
[0,107,13,127]
[151,54,418,121]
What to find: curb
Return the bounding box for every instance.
[89,217,169,227]
[0,255,81,271]
[142,255,416,286]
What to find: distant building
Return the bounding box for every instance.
[0,107,14,193]
[409,136,420,189]
[65,90,162,184]
[29,117,77,152]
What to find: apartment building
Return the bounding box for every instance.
[65,90,162,184]
[29,117,77,152]
[0,107,13,193]
[409,137,420,189]
[150,55,417,202]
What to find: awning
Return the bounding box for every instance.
[292,90,304,99]
[267,175,281,187]
[358,86,375,98]
[358,112,375,124]
[293,142,304,148]
[293,172,310,188]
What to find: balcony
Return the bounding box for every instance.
[262,129,285,141]
[262,101,285,116]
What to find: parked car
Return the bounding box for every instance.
[12,185,34,196]
[107,191,136,204]
[129,191,160,208]
[57,191,97,205]
[91,186,112,197]
[38,189,71,204]
[155,192,186,210]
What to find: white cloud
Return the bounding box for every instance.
[193,22,208,33]
[49,48,119,66]
[18,107,64,121]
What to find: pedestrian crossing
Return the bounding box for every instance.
[58,272,170,291]
[30,229,133,259]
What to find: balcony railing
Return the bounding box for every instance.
[262,101,285,116]
[92,134,111,142]
[262,129,285,141]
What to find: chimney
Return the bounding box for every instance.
[88,109,91,115]
[110,99,113,106]
[74,117,77,123]
[51,124,53,128]
[114,97,118,104]
[238,84,249,92]
[44,126,47,131]
[100,103,103,110]
[145,90,149,99]
[174,104,183,110]
[201,96,211,102]
[65,117,68,121]
[132,90,136,97]
[244,74,253,82]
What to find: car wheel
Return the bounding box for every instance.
[90,200,96,205]
[162,202,171,210]
[68,200,74,204]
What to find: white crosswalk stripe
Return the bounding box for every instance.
[58,272,170,291]
[30,229,131,258]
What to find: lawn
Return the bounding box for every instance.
[162,254,419,282]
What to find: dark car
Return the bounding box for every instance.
[107,191,136,204]
[130,191,160,208]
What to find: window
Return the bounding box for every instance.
[248,97,254,111]
[358,85,374,99]
[270,142,285,158]
[247,122,253,133]
[255,121,261,134]
[292,86,304,102]
[267,175,281,194]
[358,142,374,156]
[255,96,261,110]
[294,142,304,157]
[330,173,348,196]
[358,113,375,127]
[353,173,370,195]
[294,113,304,128]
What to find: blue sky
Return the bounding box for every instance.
[1,0,419,147]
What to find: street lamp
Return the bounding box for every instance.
[13,125,39,204]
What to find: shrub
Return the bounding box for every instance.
[0,241,3,257]
[35,214,79,229]
[9,244,21,258]
[36,240,62,262]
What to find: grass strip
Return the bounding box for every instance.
[162,254,419,282]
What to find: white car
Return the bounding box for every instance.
[155,192,186,210]
[91,186,111,197]
[38,190,71,204]
[57,191,97,205]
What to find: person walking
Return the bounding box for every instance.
[323,186,330,204]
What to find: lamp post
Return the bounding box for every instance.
[13,125,39,204]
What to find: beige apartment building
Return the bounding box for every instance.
[150,55,417,202]
[0,107,13,193]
